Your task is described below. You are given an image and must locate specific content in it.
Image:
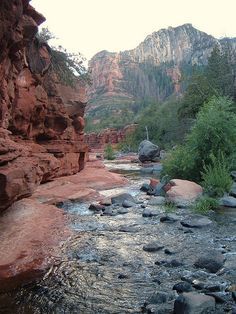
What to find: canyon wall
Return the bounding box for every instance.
[0,0,88,211]
[87,24,236,127]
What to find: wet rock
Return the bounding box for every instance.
[160,214,179,223]
[219,196,236,208]
[119,225,138,233]
[140,183,150,192]
[232,306,236,314]
[117,208,129,214]
[146,291,169,304]
[143,242,164,252]
[88,203,105,212]
[102,208,116,216]
[111,193,135,205]
[118,273,129,279]
[148,196,166,206]
[141,167,154,175]
[232,291,236,301]
[194,251,225,273]
[138,140,160,162]
[142,209,159,217]
[164,248,175,255]
[166,179,203,207]
[174,292,215,314]
[173,282,192,293]
[205,292,227,303]
[122,200,135,208]
[163,259,184,268]
[181,215,212,228]
[141,204,146,208]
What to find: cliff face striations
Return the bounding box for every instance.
[87,24,236,127]
[0,0,88,211]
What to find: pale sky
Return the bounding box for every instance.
[31,0,236,62]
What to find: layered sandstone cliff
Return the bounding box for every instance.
[0,0,88,211]
[87,24,236,126]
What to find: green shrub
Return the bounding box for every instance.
[104,144,115,160]
[193,196,219,213]
[201,153,233,197]
[163,96,236,182]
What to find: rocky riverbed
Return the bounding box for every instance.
[0,159,236,314]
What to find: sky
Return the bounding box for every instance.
[31,0,236,63]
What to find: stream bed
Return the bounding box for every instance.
[0,161,236,313]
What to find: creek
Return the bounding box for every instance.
[0,160,236,313]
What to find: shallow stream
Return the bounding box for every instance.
[0,161,236,313]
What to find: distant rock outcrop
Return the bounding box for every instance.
[0,0,88,211]
[87,24,236,126]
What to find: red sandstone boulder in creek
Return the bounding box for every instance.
[166,179,203,207]
[0,198,69,292]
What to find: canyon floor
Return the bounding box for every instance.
[0,157,236,313]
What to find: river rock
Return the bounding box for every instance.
[111,193,135,205]
[173,282,192,293]
[148,196,166,206]
[219,196,236,207]
[174,292,215,314]
[122,200,135,208]
[194,251,225,273]
[138,140,160,162]
[166,179,203,207]
[89,203,105,212]
[142,208,159,217]
[119,225,138,233]
[117,208,129,214]
[140,183,150,192]
[160,214,179,223]
[143,242,164,252]
[181,215,212,228]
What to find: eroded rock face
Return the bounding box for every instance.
[87,24,236,125]
[85,124,137,151]
[0,0,88,211]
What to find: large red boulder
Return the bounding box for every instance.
[166,179,203,207]
[0,198,69,292]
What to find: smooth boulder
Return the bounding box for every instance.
[174,292,215,314]
[138,140,160,162]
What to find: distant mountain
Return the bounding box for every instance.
[86,24,236,130]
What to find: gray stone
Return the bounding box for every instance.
[174,292,215,314]
[194,251,225,273]
[138,140,160,162]
[119,225,138,233]
[205,292,226,304]
[117,208,129,214]
[143,242,164,252]
[173,282,192,293]
[122,200,135,208]
[111,193,135,205]
[88,203,105,211]
[140,167,154,174]
[181,215,212,228]
[140,183,150,192]
[142,208,159,217]
[102,208,116,216]
[148,196,166,206]
[160,214,179,223]
[219,196,236,208]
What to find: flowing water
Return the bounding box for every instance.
[0,161,236,313]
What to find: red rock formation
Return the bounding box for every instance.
[85,124,137,151]
[0,0,88,211]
